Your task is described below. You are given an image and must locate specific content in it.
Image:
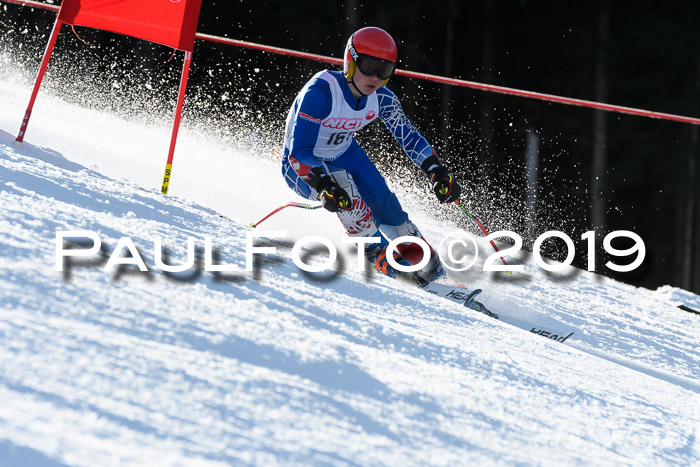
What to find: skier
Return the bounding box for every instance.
[281,26,462,280]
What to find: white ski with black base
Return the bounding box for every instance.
[409,276,576,345]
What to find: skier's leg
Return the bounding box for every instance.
[333,144,443,279]
[283,153,390,260]
[284,149,441,279]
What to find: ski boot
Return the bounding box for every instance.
[418,250,445,282]
[365,237,444,283]
[373,248,412,278]
[393,240,445,283]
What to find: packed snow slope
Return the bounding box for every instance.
[1,74,699,466]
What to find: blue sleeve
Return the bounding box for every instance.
[377,86,434,168]
[287,77,332,169]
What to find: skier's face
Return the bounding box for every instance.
[351,67,385,96]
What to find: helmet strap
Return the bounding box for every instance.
[348,73,369,97]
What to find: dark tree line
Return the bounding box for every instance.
[2,0,699,292]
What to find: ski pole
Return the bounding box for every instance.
[249,202,323,228]
[454,200,509,268]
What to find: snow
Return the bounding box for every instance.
[0,69,698,466]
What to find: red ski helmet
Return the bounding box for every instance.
[344,27,397,86]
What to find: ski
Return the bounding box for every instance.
[402,273,576,344]
[419,280,499,319]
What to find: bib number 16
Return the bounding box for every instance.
[326,132,350,145]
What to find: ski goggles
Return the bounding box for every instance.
[355,55,396,80]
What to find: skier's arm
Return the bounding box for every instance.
[377,86,462,203]
[286,78,352,211]
[377,86,435,169]
[287,79,332,171]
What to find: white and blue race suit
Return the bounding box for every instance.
[282,69,435,246]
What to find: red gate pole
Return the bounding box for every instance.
[160,50,193,194]
[16,19,63,143]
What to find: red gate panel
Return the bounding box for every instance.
[58,0,203,51]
